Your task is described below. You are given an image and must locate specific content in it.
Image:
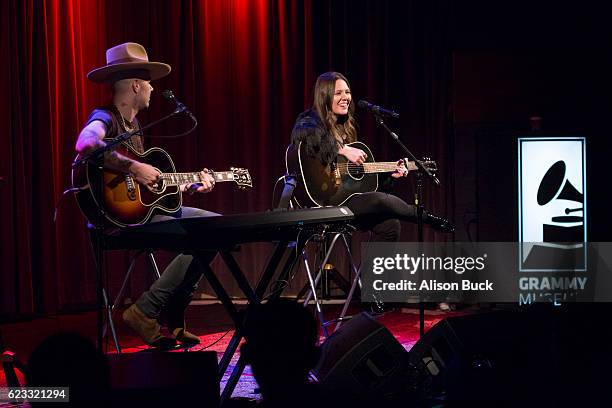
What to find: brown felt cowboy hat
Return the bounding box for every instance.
[87,42,171,83]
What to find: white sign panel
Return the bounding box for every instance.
[518,137,587,272]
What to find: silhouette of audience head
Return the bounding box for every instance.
[26,332,110,407]
[240,299,320,400]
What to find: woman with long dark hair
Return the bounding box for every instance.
[291,71,453,241]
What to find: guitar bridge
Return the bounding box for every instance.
[332,164,341,186]
[125,175,137,200]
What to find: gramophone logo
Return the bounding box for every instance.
[518,137,587,272]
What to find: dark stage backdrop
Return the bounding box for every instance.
[1,0,454,317]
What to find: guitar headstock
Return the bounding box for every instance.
[405,157,438,174]
[419,157,438,173]
[231,167,253,189]
[421,157,438,173]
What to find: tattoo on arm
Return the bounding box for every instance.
[104,150,135,173]
[76,129,104,153]
[76,125,135,174]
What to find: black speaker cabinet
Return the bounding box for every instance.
[313,312,409,398]
[107,351,219,407]
[409,307,612,407]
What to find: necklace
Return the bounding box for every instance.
[112,105,135,132]
[113,107,142,152]
[119,114,135,132]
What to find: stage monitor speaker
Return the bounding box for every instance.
[313,312,410,399]
[408,307,610,407]
[107,351,219,407]
[408,310,557,406]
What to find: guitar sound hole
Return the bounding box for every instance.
[347,164,365,179]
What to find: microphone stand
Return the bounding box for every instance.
[373,114,439,338]
[72,106,191,352]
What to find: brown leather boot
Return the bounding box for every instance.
[170,327,201,346]
[122,304,176,348]
[166,295,200,346]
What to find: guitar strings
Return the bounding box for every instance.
[335,162,399,175]
[335,161,435,175]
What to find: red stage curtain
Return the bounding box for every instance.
[0,0,453,317]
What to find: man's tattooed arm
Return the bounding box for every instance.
[76,121,135,173]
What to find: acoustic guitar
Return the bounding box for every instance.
[72,143,252,227]
[285,141,436,208]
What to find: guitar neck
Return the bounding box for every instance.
[337,161,416,174]
[159,171,235,186]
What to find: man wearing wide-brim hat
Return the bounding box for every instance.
[75,42,218,348]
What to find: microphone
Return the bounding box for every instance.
[162,90,196,122]
[357,100,399,119]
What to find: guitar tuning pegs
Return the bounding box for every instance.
[418,157,438,173]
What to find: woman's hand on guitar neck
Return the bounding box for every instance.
[129,161,161,190]
[391,159,410,178]
[338,145,368,165]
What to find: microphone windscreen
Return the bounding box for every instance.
[161,89,174,100]
[357,100,369,109]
